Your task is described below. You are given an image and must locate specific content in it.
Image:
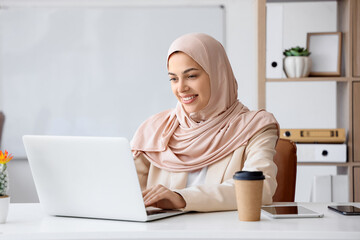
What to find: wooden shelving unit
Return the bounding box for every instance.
[265,77,350,82]
[297,162,351,167]
[353,0,360,202]
[257,0,359,201]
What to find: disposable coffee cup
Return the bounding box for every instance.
[233,171,265,221]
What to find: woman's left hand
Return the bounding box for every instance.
[142,184,186,210]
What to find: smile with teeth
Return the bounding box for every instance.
[181,94,198,104]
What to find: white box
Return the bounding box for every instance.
[332,175,349,202]
[295,166,337,202]
[296,144,347,162]
[310,175,332,202]
[310,175,349,202]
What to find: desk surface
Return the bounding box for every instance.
[1,202,360,240]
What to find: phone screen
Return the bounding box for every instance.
[328,205,360,215]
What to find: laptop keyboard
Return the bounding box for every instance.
[146,209,168,216]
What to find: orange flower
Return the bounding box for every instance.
[0,150,13,164]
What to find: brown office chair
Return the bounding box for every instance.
[272,138,297,202]
[0,112,4,148]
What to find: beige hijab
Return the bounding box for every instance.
[131,33,279,172]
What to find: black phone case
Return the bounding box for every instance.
[328,206,360,215]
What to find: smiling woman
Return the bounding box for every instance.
[131,33,280,212]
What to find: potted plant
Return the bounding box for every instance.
[0,150,13,224]
[283,46,312,78]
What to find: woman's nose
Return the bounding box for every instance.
[178,79,189,92]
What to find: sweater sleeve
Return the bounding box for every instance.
[174,125,278,212]
[133,153,151,192]
[242,126,278,205]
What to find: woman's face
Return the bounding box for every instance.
[168,52,211,114]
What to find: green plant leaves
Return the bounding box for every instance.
[283,46,311,56]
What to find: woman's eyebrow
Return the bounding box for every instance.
[168,68,199,76]
[183,68,199,74]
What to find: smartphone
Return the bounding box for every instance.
[261,206,324,219]
[328,205,360,215]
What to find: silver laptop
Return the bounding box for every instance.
[23,135,185,222]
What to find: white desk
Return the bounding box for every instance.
[1,202,360,240]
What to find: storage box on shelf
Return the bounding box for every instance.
[296,144,347,163]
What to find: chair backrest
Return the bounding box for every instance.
[0,112,4,148]
[272,138,297,202]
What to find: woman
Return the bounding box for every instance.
[131,33,279,212]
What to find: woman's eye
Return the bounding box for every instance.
[169,78,177,82]
[188,75,197,79]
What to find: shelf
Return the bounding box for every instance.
[297,162,360,167]
[266,77,350,82]
[297,162,349,167]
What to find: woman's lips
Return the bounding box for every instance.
[181,94,198,104]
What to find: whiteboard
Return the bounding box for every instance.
[0,7,225,157]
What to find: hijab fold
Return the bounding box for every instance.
[131,33,279,172]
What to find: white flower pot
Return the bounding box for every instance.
[0,195,10,223]
[283,56,312,78]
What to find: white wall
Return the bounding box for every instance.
[0,0,259,110]
[1,0,258,203]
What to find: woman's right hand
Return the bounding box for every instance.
[142,184,186,210]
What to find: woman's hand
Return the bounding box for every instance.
[142,184,186,210]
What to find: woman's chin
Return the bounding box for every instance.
[184,107,201,114]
